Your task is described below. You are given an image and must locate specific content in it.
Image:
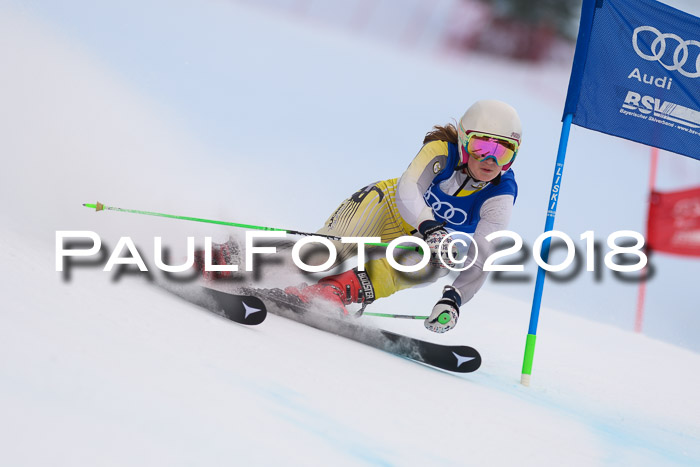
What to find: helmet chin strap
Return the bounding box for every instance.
[454,161,484,182]
[454,160,502,186]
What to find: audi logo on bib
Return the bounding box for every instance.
[632,25,700,78]
[424,191,468,226]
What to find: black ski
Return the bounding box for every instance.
[201,287,267,325]
[162,285,268,326]
[233,287,481,373]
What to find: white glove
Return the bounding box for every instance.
[424,286,462,333]
[418,221,458,269]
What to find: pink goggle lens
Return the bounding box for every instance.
[465,134,517,167]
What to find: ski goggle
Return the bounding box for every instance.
[459,130,519,167]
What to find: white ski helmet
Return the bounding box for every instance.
[457,100,522,172]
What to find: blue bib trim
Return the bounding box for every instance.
[423,142,518,233]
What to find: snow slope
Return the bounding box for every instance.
[3,224,700,465]
[1,1,700,465]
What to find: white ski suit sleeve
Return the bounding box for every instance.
[451,195,513,303]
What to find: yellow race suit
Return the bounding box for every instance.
[316,140,517,304]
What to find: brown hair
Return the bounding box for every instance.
[423,123,458,145]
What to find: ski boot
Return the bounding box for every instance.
[285,268,375,317]
[193,237,241,280]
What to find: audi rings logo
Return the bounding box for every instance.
[632,25,700,78]
[423,191,468,225]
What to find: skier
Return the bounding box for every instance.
[285,100,522,333]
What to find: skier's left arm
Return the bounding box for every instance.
[452,194,514,302]
[424,194,514,333]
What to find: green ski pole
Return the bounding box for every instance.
[83,201,421,252]
[362,312,429,320]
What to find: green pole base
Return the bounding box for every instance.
[521,333,537,387]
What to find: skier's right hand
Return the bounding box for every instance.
[418,220,458,269]
[425,286,461,333]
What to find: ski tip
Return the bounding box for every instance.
[450,349,481,373]
[202,287,268,326]
[235,297,268,325]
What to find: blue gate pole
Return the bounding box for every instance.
[521,113,574,387]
